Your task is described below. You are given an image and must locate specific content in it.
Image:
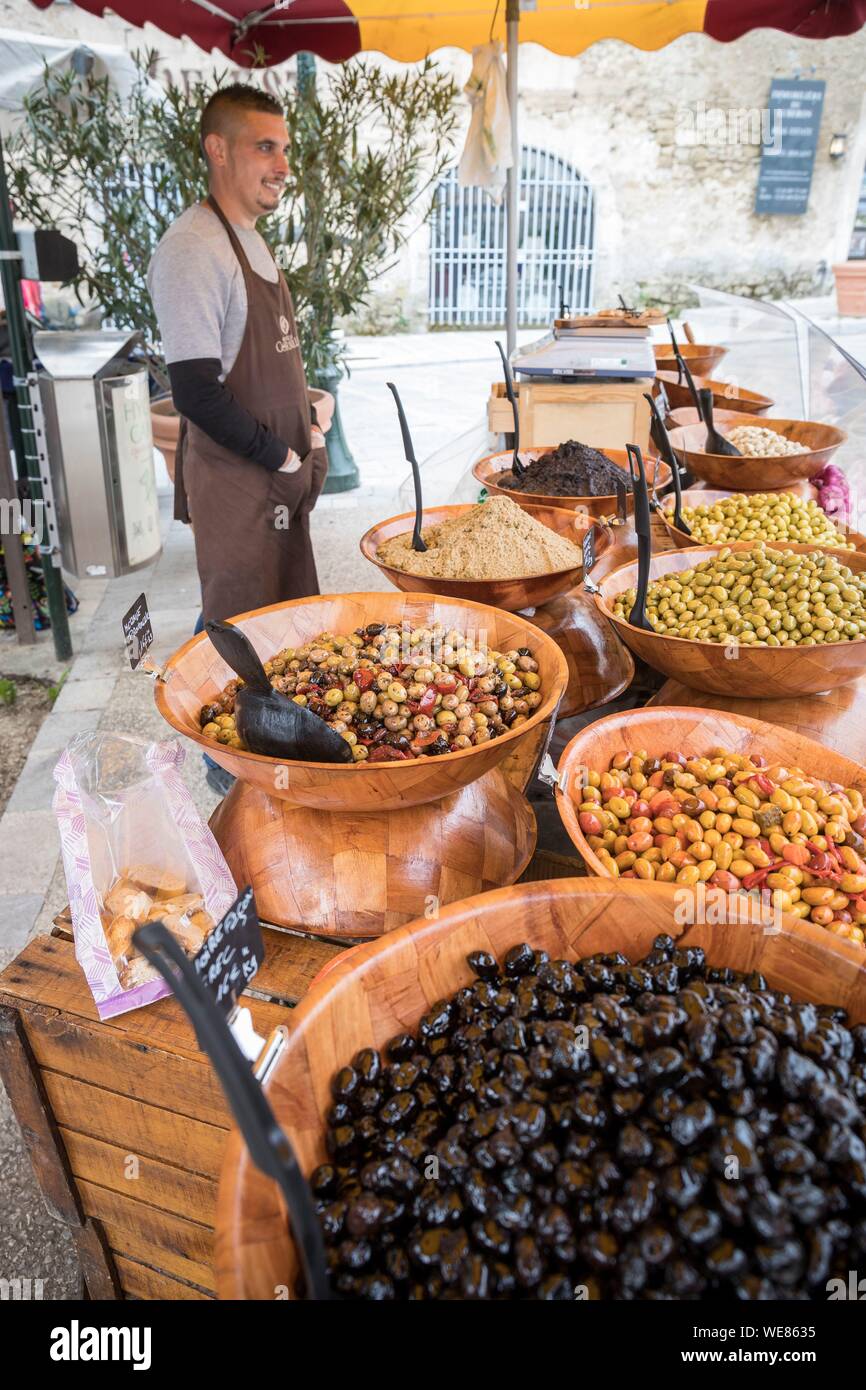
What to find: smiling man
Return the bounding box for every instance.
[147,84,328,632]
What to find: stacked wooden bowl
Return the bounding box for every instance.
[592,540,866,696]
[359,502,611,614]
[667,416,846,491]
[215,874,866,1300]
[471,447,671,521]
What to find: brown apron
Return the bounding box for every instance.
[173,194,328,624]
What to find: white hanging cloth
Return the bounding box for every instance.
[458,40,513,206]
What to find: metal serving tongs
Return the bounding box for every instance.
[644,391,691,536]
[387,381,426,551]
[627,443,654,632]
[495,339,526,481]
[134,921,332,1301]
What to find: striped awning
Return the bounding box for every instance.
[27,0,866,67]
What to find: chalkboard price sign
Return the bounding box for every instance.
[122,592,154,670]
[755,78,825,216]
[193,885,265,1014]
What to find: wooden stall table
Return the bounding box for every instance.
[648,675,866,765]
[0,740,583,1301]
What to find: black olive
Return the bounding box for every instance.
[503,942,534,976]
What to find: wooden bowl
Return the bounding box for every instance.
[654,343,727,377]
[593,541,866,697]
[656,370,773,417]
[668,416,846,490]
[215,874,866,1299]
[656,488,866,554]
[359,503,611,613]
[556,706,866,880]
[154,592,569,813]
[472,447,671,521]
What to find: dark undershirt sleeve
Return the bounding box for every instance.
[168,357,288,472]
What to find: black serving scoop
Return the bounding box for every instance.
[495,339,526,481]
[133,922,332,1301]
[644,391,691,536]
[204,620,352,763]
[700,387,741,456]
[386,381,426,550]
[627,443,654,632]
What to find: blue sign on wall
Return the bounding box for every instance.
[755,78,826,216]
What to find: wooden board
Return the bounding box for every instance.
[114,1254,212,1301]
[80,1182,216,1293]
[518,378,653,453]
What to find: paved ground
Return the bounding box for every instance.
[1,299,864,1298]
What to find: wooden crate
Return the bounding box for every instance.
[488,378,653,451]
[0,743,583,1298]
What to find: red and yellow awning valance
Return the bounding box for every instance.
[28,0,866,67]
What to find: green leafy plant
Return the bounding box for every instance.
[8,51,458,388]
[0,677,17,705]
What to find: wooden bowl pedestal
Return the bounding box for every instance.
[208,766,537,939]
[516,588,634,718]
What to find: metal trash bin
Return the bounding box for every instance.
[35,328,161,578]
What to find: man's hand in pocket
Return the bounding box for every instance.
[278,448,302,473]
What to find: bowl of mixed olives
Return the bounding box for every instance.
[556,707,866,952]
[155,591,568,812]
[216,876,866,1300]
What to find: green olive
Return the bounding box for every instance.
[612,543,866,648]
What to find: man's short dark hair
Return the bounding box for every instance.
[200,84,283,161]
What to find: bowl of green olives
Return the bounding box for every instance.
[216,875,866,1300]
[658,491,866,556]
[594,541,866,697]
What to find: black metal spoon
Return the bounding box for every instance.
[558,283,570,318]
[666,317,684,384]
[700,387,741,456]
[627,443,654,632]
[204,621,353,764]
[495,339,526,481]
[133,921,332,1301]
[386,381,426,550]
[644,392,691,536]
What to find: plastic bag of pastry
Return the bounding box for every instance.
[52,731,237,1019]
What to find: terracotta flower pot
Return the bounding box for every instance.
[150,397,180,483]
[833,261,866,317]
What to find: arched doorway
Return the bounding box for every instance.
[428,145,595,327]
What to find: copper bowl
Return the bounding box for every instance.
[593,541,866,697]
[154,591,568,812]
[656,370,773,417]
[359,502,611,613]
[654,343,727,377]
[472,447,671,521]
[667,416,846,491]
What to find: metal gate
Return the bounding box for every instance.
[428,145,595,327]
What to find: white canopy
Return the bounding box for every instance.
[0,26,141,126]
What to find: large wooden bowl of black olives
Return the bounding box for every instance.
[215,876,866,1301]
